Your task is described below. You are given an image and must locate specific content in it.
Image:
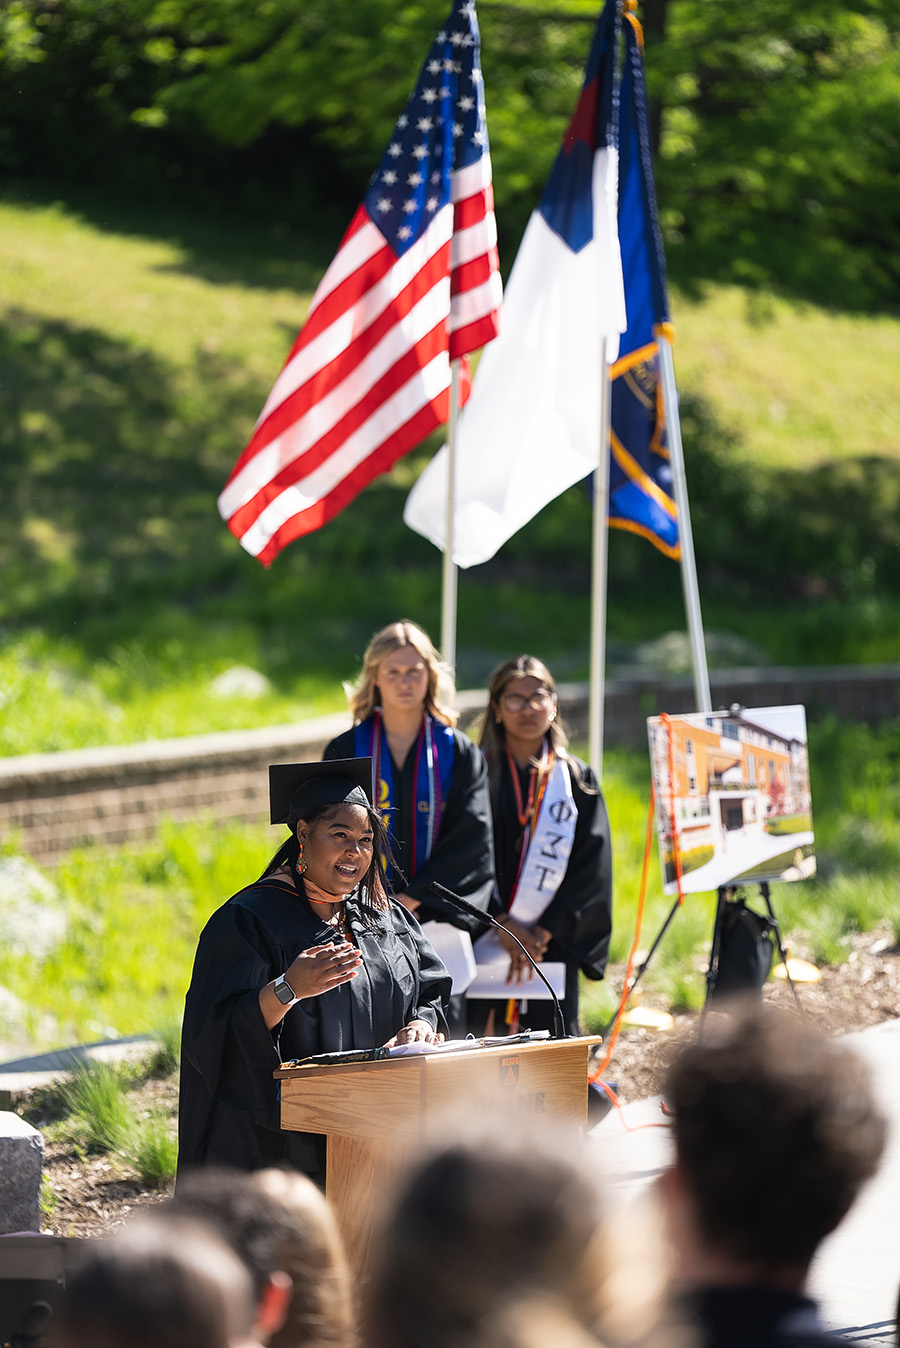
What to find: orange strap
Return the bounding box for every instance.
[590,780,656,1082]
[660,712,686,906]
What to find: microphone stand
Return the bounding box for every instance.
[428,882,567,1039]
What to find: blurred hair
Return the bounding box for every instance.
[365,1119,665,1348]
[346,620,458,726]
[169,1168,356,1348]
[55,1214,254,1348]
[467,1296,611,1348]
[251,1169,355,1348]
[666,1002,887,1269]
[477,655,592,792]
[169,1168,287,1299]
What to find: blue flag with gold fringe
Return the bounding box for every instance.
[607,8,679,558]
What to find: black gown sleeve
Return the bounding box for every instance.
[535,761,613,981]
[177,896,287,1173]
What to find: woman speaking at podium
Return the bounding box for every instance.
[467,656,612,1038]
[177,758,450,1180]
[323,621,494,1033]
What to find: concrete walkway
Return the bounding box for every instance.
[590,1019,900,1347]
[0,1036,157,1100]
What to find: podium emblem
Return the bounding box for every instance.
[500,1055,520,1091]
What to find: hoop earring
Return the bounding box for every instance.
[297,839,308,875]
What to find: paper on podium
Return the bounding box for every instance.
[386,1031,552,1057]
[467,930,565,1000]
[386,1039,479,1057]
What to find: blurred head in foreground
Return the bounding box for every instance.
[366,1117,666,1348]
[169,1166,354,1348]
[663,1001,886,1286]
[251,1168,355,1348]
[55,1214,257,1348]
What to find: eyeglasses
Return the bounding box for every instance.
[500,690,555,712]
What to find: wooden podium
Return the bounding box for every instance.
[275,1036,600,1272]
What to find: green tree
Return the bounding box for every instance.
[652,0,900,306]
[1,0,898,306]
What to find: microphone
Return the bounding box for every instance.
[428,882,566,1039]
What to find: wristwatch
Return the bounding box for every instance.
[273,974,298,1007]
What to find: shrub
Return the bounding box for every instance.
[121,1109,178,1189]
[60,1059,132,1153]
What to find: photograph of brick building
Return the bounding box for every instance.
[647,705,814,894]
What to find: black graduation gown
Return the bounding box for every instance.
[324,725,494,933]
[177,879,451,1179]
[469,754,612,1036]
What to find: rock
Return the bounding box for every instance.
[0,1112,43,1233]
[0,858,67,961]
[210,666,273,699]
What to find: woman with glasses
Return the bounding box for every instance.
[323,621,494,1033]
[467,655,612,1037]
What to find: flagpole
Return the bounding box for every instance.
[441,359,460,674]
[589,338,612,781]
[658,332,711,713]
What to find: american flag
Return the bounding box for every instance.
[404,0,626,568]
[218,0,502,565]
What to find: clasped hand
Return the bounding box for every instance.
[496,917,551,985]
[383,1020,444,1047]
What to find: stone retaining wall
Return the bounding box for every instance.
[1,665,897,863]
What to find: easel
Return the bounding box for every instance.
[601,878,804,1043]
[703,880,804,1020]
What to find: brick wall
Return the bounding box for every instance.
[0,714,351,864]
[1,666,897,863]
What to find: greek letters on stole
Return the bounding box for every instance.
[354,711,455,880]
[469,756,576,999]
[507,755,577,924]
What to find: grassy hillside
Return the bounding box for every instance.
[1,185,899,755]
[673,286,900,468]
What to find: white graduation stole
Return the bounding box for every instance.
[468,756,577,999]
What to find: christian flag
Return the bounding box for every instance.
[608,9,679,558]
[403,0,626,568]
[218,0,501,565]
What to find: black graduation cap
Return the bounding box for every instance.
[268,758,375,826]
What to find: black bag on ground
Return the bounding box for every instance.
[709,898,775,1000]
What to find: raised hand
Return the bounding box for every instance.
[260,941,362,1028]
[285,942,362,999]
